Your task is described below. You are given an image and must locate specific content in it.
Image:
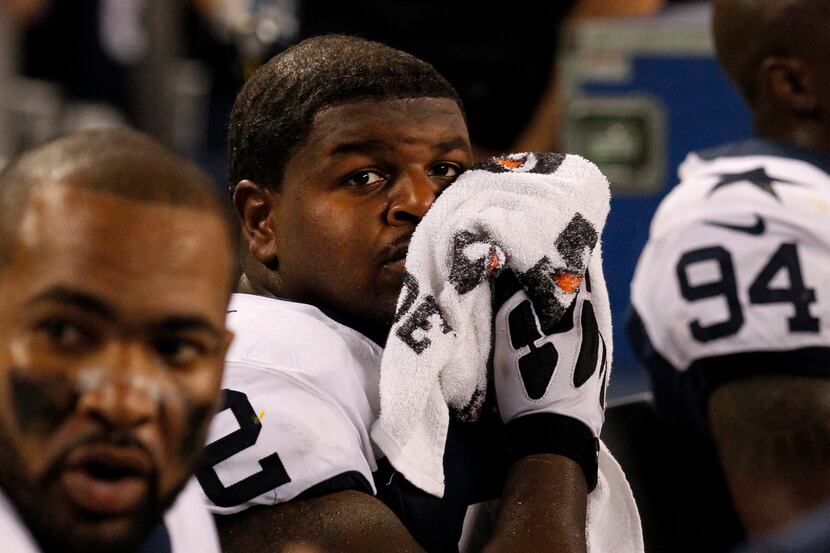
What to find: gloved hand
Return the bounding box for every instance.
[492,260,609,490]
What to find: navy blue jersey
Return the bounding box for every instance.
[375,414,509,552]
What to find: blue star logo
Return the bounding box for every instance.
[707,167,799,200]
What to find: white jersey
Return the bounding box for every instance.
[197,293,382,514]
[631,139,830,426]
[161,478,222,552]
[198,293,642,552]
[0,478,219,553]
[0,489,40,553]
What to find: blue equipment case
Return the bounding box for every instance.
[559,14,753,395]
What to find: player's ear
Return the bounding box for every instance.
[232,179,280,270]
[762,56,820,115]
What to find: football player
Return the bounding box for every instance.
[0,129,236,552]
[196,35,621,553]
[629,0,830,550]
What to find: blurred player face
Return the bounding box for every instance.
[268,97,471,341]
[0,183,233,552]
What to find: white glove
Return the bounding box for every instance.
[492,261,610,489]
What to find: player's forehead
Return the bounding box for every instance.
[304,97,470,158]
[5,182,232,323]
[19,181,226,247]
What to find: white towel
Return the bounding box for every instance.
[370,152,611,497]
[588,443,645,553]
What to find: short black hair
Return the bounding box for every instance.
[0,128,237,271]
[228,34,465,192]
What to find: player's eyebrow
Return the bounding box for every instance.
[329,136,470,158]
[433,137,471,155]
[329,139,391,157]
[26,286,116,320]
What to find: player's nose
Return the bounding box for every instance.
[387,169,440,226]
[76,347,160,429]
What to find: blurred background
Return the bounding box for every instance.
[0,0,749,399]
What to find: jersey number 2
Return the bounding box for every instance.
[196,389,291,508]
[676,243,819,342]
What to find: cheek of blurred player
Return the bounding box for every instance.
[0,183,232,552]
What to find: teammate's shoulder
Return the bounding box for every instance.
[0,490,40,553]
[650,139,830,239]
[227,293,342,335]
[225,293,382,372]
[678,138,830,198]
[162,478,221,553]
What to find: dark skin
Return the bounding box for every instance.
[237,98,471,344]
[710,377,830,536]
[482,456,587,553]
[217,491,424,553]
[0,183,234,553]
[232,97,589,553]
[707,0,830,538]
[714,0,830,155]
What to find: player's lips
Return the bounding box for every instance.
[61,444,153,515]
[384,258,406,271]
[382,242,409,270]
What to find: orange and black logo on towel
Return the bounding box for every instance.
[553,270,583,294]
[493,155,529,170]
[476,152,566,175]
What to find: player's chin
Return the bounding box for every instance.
[352,290,400,344]
[37,507,159,553]
[33,472,170,553]
[355,298,397,338]
[380,256,410,289]
[376,279,404,319]
[378,259,407,291]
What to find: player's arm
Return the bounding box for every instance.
[709,375,830,537]
[486,267,609,553]
[482,454,587,553]
[217,490,425,553]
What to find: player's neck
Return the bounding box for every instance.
[316,306,390,347]
[236,272,277,299]
[755,117,830,160]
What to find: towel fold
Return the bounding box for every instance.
[588,443,645,553]
[371,152,611,497]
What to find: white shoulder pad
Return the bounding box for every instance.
[164,478,221,553]
[197,295,382,514]
[0,491,40,553]
[632,178,830,372]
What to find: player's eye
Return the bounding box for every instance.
[429,162,463,181]
[343,170,386,187]
[37,318,95,351]
[154,336,208,368]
